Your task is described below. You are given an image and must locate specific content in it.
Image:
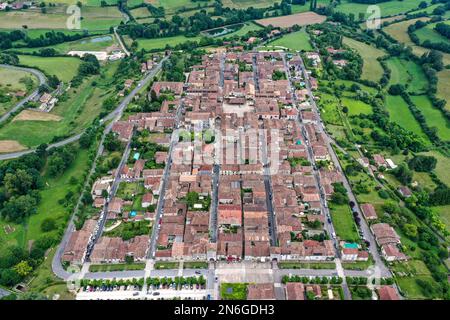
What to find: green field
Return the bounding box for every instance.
[136,35,202,51]
[396,276,438,300]
[218,22,263,39]
[418,150,450,187]
[0,62,118,148]
[437,69,450,109]
[385,94,429,143]
[89,263,146,272]
[220,283,248,300]
[222,0,277,9]
[0,6,123,31]
[341,96,373,116]
[386,57,428,94]
[410,95,450,141]
[278,262,336,269]
[267,29,312,51]
[414,21,450,45]
[0,67,38,115]
[329,204,359,242]
[342,37,385,82]
[15,35,116,55]
[18,55,81,83]
[432,205,450,231]
[154,261,180,269]
[335,0,427,19]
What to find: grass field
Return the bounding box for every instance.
[385,94,429,143]
[385,57,428,94]
[150,0,214,14]
[18,55,81,83]
[0,6,123,31]
[396,275,438,299]
[410,95,450,141]
[222,0,277,9]
[220,283,247,300]
[437,69,450,109]
[0,67,38,115]
[278,262,336,269]
[432,205,450,231]
[154,261,180,269]
[342,37,385,82]
[89,263,146,272]
[341,96,372,116]
[335,0,426,19]
[329,204,359,242]
[136,35,202,51]
[218,22,263,39]
[267,28,312,51]
[414,21,450,45]
[256,11,326,28]
[418,150,450,187]
[130,7,152,19]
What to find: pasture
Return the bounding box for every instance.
[256,12,326,28]
[0,67,38,115]
[222,0,277,9]
[343,37,385,82]
[437,69,450,109]
[335,0,427,19]
[418,150,450,187]
[385,94,429,143]
[410,95,450,141]
[267,28,312,51]
[136,35,202,51]
[18,55,81,83]
[385,57,428,94]
[150,0,214,14]
[341,96,372,116]
[414,21,450,45]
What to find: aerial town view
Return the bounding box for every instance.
[0,0,449,305]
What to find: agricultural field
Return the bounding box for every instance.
[14,35,117,55]
[150,0,214,14]
[0,6,123,32]
[385,57,428,94]
[136,35,202,51]
[222,0,277,9]
[256,11,326,28]
[385,94,430,143]
[0,67,38,115]
[334,0,427,19]
[267,28,312,51]
[437,69,450,109]
[342,37,385,82]
[414,21,450,45]
[17,55,81,83]
[410,95,450,141]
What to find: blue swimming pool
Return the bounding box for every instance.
[343,243,359,249]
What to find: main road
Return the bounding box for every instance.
[0,64,47,124]
[52,55,169,280]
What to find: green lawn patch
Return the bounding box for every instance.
[385,57,428,94]
[89,262,146,272]
[220,283,248,300]
[341,96,372,116]
[410,95,450,141]
[268,29,312,51]
[329,204,360,242]
[154,261,180,269]
[183,261,209,269]
[18,55,81,83]
[278,261,336,269]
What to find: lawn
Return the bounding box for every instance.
[342,260,374,271]
[89,262,146,272]
[410,95,450,141]
[278,261,336,269]
[17,55,81,83]
[267,28,312,51]
[136,35,202,51]
[183,261,209,269]
[154,261,180,269]
[396,275,437,300]
[385,57,428,94]
[220,283,248,300]
[329,204,360,242]
[385,94,430,143]
[218,22,263,39]
[341,96,372,116]
[342,37,385,82]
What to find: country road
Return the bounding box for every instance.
[0,64,47,124]
[51,55,169,280]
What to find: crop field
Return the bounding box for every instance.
[136,35,202,51]
[13,110,62,122]
[0,6,123,31]
[0,140,27,153]
[343,37,385,82]
[256,12,326,28]
[334,0,426,19]
[410,95,450,141]
[17,55,81,83]
[385,94,429,143]
[385,57,428,94]
[267,28,312,51]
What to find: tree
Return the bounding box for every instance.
[0,269,21,286]
[4,169,33,196]
[14,261,32,277]
[41,217,57,232]
[392,163,413,185]
[1,194,37,223]
[403,223,418,239]
[408,155,437,172]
